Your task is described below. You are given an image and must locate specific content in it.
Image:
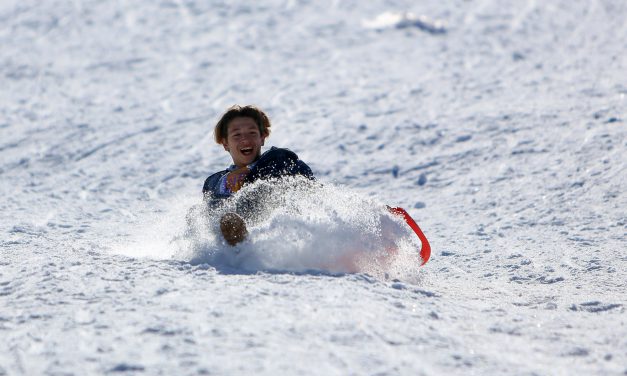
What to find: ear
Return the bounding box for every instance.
[222,141,229,151]
[261,136,266,146]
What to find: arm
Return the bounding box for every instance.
[202,170,230,211]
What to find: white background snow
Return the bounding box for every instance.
[1,0,626,374]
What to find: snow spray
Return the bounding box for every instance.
[177,177,425,279]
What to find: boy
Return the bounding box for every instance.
[203,105,314,245]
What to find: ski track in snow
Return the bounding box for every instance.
[1,0,626,374]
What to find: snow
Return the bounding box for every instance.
[1,0,626,374]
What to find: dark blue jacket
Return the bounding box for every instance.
[202,147,314,204]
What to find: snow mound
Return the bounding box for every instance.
[362,11,446,34]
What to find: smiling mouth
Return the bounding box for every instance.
[240,147,254,156]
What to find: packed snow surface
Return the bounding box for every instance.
[1,0,626,374]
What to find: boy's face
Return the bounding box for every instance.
[222,117,266,167]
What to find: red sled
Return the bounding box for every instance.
[387,206,431,265]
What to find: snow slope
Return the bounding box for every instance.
[1,0,625,374]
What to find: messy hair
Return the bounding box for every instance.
[214,105,271,144]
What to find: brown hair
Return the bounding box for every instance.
[214,105,271,144]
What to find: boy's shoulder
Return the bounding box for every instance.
[259,146,299,161]
[250,146,314,181]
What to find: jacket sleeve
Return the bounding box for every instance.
[202,171,228,210]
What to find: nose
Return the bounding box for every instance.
[240,133,254,143]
